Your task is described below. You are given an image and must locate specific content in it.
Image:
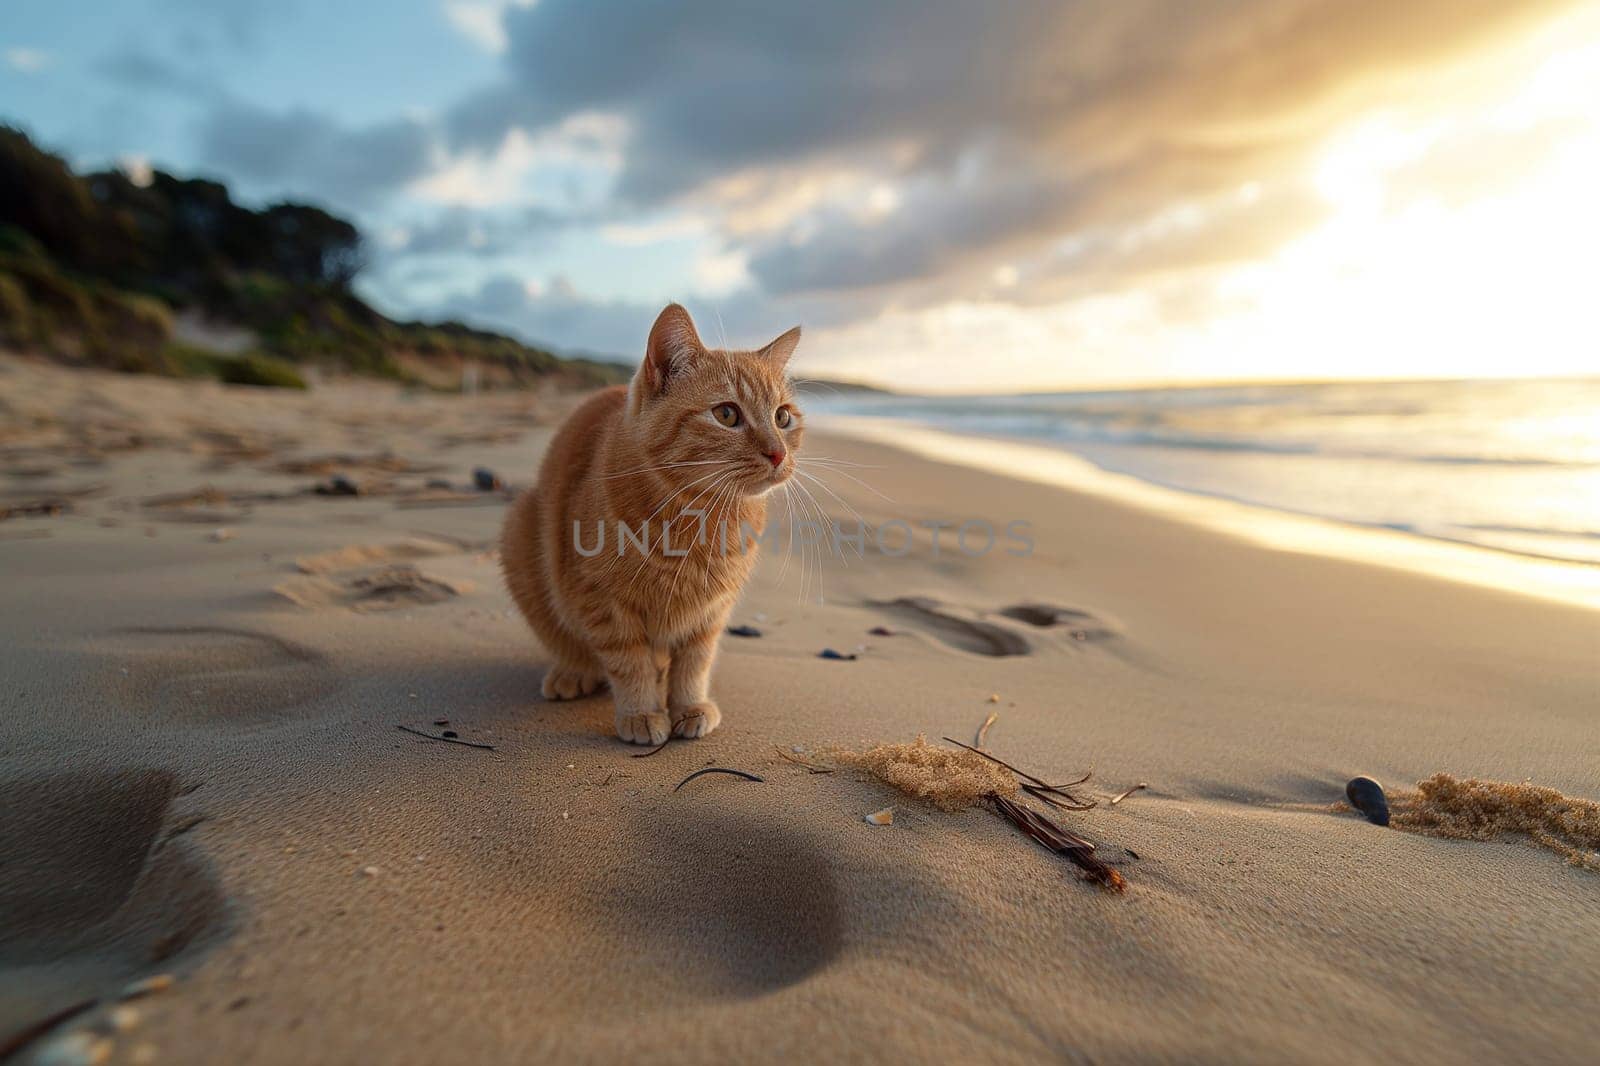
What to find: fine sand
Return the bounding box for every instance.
[2,354,1598,1064]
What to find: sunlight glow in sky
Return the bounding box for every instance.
[4,1,1597,389]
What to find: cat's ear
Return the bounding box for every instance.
[640,303,703,396]
[759,325,802,371]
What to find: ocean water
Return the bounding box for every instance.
[809,378,1600,566]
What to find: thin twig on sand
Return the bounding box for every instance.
[1109,783,1148,805]
[775,747,836,773]
[632,738,671,758]
[396,724,495,750]
[975,712,998,748]
[991,793,1126,893]
[673,767,764,792]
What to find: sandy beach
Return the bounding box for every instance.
[3,354,1598,1065]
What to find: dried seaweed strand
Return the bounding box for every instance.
[991,792,1126,893]
[632,738,671,758]
[941,736,1095,809]
[1109,783,1148,805]
[673,767,765,792]
[1022,782,1095,812]
[395,724,495,750]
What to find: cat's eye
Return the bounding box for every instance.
[713,403,743,428]
[774,406,794,429]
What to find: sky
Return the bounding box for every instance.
[3,0,1598,391]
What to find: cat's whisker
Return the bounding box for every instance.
[788,474,834,597]
[796,460,897,504]
[794,454,879,469]
[791,377,844,398]
[779,480,811,603]
[596,466,737,579]
[602,468,728,581]
[776,482,795,588]
[618,468,741,583]
[794,469,871,562]
[668,476,738,602]
[595,459,732,481]
[713,306,730,351]
[798,476,847,575]
[793,476,861,568]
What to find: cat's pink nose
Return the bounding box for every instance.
[765,447,786,468]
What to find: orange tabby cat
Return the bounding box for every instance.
[501,304,803,745]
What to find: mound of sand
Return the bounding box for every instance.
[1392,773,1600,870]
[835,735,1019,811]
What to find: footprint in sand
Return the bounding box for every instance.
[274,537,475,612]
[101,626,340,723]
[869,597,1032,657]
[0,769,227,1046]
[868,597,1121,656]
[998,603,1118,643]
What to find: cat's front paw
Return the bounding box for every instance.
[669,700,721,739]
[616,709,671,746]
[542,666,605,701]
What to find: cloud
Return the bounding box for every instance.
[380,205,571,258]
[196,102,434,208]
[409,115,625,209]
[94,47,216,96]
[441,0,1575,308]
[426,270,852,361]
[432,273,661,357]
[4,48,51,73]
[156,0,293,53]
[442,1,511,54]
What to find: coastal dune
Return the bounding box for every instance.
[2,357,1597,1064]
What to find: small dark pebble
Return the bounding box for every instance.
[727,624,762,638]
[867,625,897,636]
[315,475,360,496]
[473,467,504,491]
[441,730,459,739]
[819,648,858,661]
[1346,775,1391,826]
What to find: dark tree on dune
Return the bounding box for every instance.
[0,123,620,387]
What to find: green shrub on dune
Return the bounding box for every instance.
[217,353,309,390]
[0,126,627,389]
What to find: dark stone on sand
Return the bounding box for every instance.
[315,475,360,496]
[868,625,897,636]
[818,648,858,661]
[441,730,459,739]
[473,467,503,491]
[1346,775,1391,826]
[727,624,762,638]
